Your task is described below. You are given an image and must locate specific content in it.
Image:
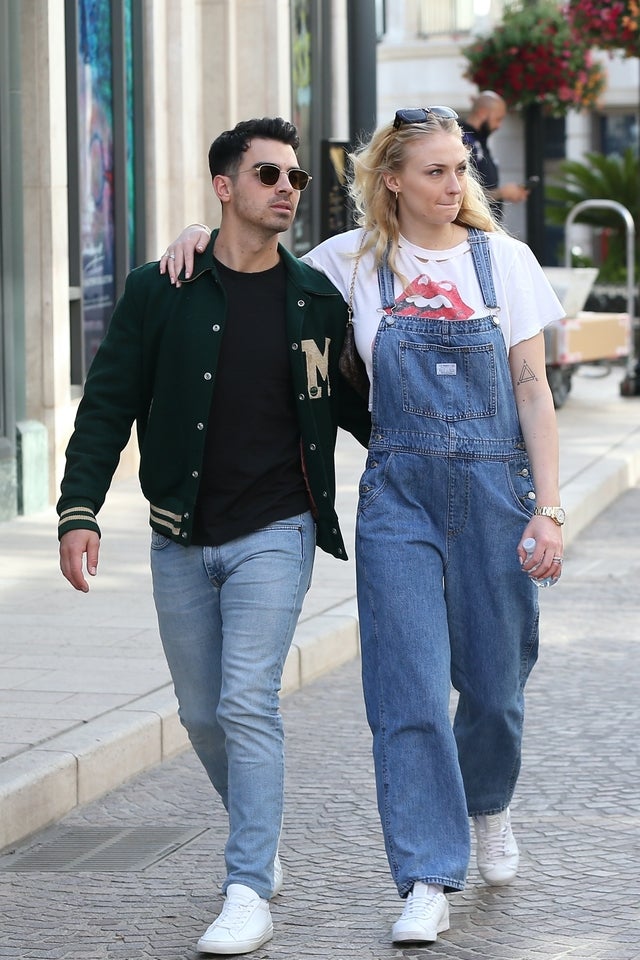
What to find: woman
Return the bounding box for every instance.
[160,107,565,946]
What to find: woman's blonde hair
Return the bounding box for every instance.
[347,113,503,278]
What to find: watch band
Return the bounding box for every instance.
[533,506,565,525]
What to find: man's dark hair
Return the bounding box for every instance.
[208,117,300,178]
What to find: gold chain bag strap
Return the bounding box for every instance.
[338,234,370,400]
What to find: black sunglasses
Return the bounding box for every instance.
[237,162,312,192]
[393,106,459,130]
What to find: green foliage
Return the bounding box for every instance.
[545,149,639,282]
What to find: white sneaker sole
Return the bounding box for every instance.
[272,855,283,897]
[478,862,519,886]
[392,901,450,944]
[392,918,449,944]
[197,922,273,955]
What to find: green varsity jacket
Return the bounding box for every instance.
[57,234,371,559]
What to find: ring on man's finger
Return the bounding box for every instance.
[552,556,563,564]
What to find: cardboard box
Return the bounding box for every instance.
[545,312,631,366]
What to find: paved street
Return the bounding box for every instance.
[1,481,639,959]
[2,365,639,855]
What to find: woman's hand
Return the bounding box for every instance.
[159,223,212,286]
[509,332,563,583]
[518,516,564,583]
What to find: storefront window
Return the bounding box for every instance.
[0,152,6,445]
[0,0,20,515]
[599,113,639,158]
[66,0,143,382]
[0,2,14,454]
[0,144,5,441]
[291,0,314,256]
[77,0,117,371]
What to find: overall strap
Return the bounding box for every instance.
[377,245,396,310]
[377,231,498,312]
[467,227,498,309]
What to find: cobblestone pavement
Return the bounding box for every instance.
[1,486,639,960]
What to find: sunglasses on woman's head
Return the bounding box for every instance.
[237,162,312,192]
[393,107,459,129]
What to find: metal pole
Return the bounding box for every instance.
[522,0,545,259]
[347,0,377,146]
[524,102,545,260]
[565,199,638,393]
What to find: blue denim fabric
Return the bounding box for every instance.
[150,511,315,900]
[356,243,539,896]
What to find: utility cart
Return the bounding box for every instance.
[542,200,637,408]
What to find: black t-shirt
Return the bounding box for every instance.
[461,121,503,220]
[191,258,309,546]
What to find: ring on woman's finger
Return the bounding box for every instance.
[552,556,563,564]
[167,253,176,260]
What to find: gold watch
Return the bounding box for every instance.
[533,506,566,526]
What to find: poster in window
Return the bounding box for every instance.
[291,0,313,256]
[78,0,116,369]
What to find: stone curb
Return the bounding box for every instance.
[0,610,360,851]
[561,428,640,548]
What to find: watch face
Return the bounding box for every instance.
[556,508,566,524]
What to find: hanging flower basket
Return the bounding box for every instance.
[568,0,639,58]
[463,2,607,117]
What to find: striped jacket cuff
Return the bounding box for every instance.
[57,505,101,541]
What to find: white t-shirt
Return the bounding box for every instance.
[302,228,565,386]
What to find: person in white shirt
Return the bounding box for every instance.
[161,105,565,947]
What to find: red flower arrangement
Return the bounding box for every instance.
[568,0,639,58]
[463,2,607,117]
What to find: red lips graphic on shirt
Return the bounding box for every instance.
[392,274,474,320]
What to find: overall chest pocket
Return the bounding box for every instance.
[399,340,497,421]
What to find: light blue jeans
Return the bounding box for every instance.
[150,511,315,900]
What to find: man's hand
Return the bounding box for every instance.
[59,530,101,592]
[498,182,529,204]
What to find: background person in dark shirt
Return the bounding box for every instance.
[461,91,529,220]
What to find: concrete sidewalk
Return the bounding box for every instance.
[1,364,639,853]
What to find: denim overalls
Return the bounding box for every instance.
[356,229,540,895]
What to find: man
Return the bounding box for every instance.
[58,117,370,956]
[460,91,529,220]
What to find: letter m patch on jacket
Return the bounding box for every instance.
[301,337,330,398]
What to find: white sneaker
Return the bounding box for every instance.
[392,883,450,944]
[197,883,273,955]
[473,807,520,886]
[272,854,283,897]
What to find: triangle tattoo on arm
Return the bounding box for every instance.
[517,360,538,385]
